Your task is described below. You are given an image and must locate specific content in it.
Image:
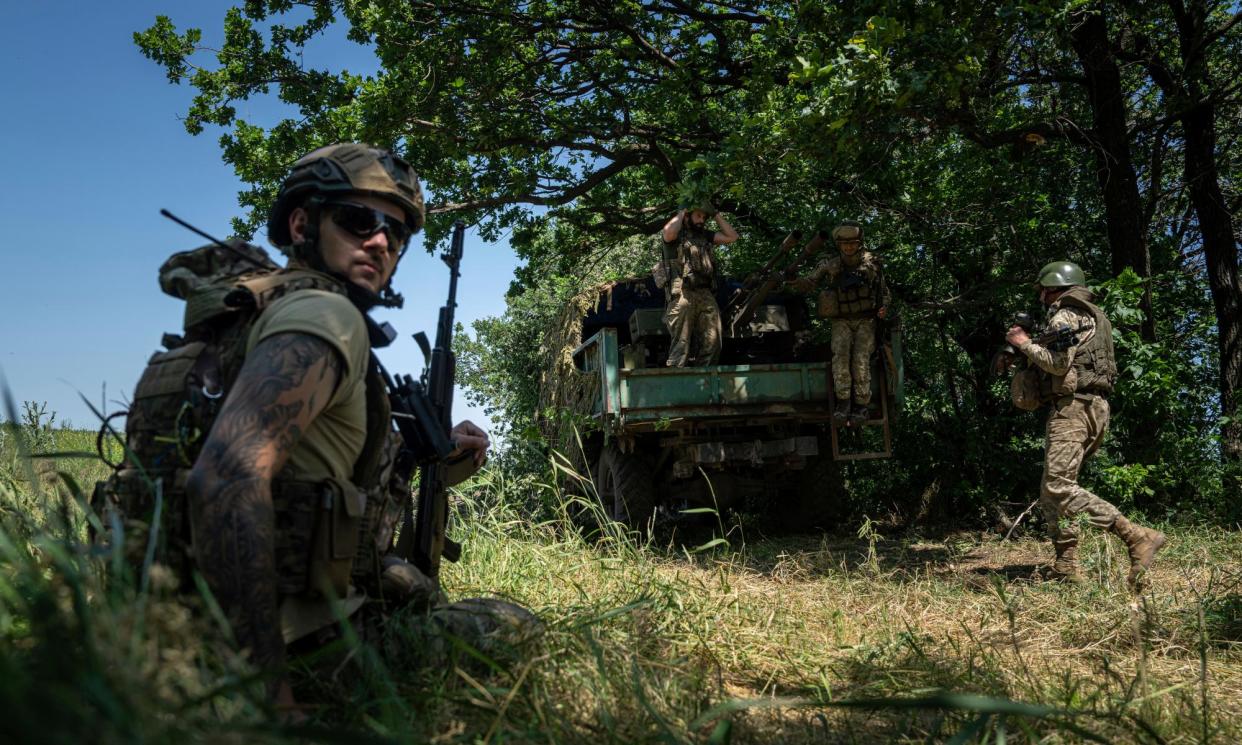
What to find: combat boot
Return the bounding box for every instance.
[1049,539,1083,584]
[849,402,870,427]
[833,400,850,425]
[1111,516,1167,591]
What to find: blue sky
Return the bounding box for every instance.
[0,2,520,434]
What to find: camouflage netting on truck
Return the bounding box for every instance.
[536,280,625,479]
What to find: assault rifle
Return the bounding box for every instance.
[387,220,467,579]
[991,312,1084,374]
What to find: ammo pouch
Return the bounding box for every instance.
[817,289,839,318]
[1052,367,1077,398]
[1010,368,1044,411]
[835,271,876,317]
[273,477,367,599]
[91,466,195,587]
[1011,366,1078,411]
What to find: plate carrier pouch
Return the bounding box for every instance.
[819,253,881,320]
[1055,288,1117,396]
[91,240,399,603]
[664,223,717,292]
[1010,367,1045,411]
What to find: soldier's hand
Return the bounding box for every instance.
[450,420,491,467]
[1005,325,1031,347]
[876,306,888,320]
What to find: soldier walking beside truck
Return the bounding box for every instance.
[1004,261,1166,590]
[659,204,739,367]
[788,221,890,426]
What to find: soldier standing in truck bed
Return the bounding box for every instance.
[660,203,739,367]
[789,221,890,426]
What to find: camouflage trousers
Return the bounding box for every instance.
[1038,395,1122,550]
[830,318,875,403]
[391,597,541,668]
[290,596,541,691]
[664,286,721,367]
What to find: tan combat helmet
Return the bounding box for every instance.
[267,143,425,249]
[267,143,425,308]
[831,222,864,259]
[831,221,863,243]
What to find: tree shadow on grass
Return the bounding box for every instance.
[650,525,968,579]
[958,562,1047,591]
[715,627,1176,744]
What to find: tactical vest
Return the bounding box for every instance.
[818,253,881,319]
[663,225,717,290]
[1056,287,1118,395]
[1031,287,1118,403]
[91,241,400,605]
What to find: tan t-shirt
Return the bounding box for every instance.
[245,288,370,482]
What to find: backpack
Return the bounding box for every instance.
[90,241,390,598]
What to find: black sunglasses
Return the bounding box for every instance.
[325,201,413,251]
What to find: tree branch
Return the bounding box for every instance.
[429,151,643,213]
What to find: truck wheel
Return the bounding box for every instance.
[594,444,658,530]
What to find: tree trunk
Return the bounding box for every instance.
[1183,105,1242,463]
[1069,10,1157,341]
[1173,1,1242,463]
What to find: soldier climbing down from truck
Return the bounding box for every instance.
[786,221,891,428]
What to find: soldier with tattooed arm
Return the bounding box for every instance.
[94,144,536,712]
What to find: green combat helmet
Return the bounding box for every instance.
[266,143,425,307]
[1037,260,1086,288]
[831,221,863,243]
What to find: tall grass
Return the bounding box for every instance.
[2,402,1240,742]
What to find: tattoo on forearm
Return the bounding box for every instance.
[186,333,343,674]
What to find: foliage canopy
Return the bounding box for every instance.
[137,0,1242,520]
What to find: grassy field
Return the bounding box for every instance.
[2,414,1240,743]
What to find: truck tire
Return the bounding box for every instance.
[594,444,658,530]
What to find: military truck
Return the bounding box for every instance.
[539,234,901,530]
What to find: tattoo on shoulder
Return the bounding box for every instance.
[187,333,344,672]
[204,333,343,471]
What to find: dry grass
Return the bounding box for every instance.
[439,477,1242,743]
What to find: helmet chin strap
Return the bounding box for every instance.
[293,195,405,311]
